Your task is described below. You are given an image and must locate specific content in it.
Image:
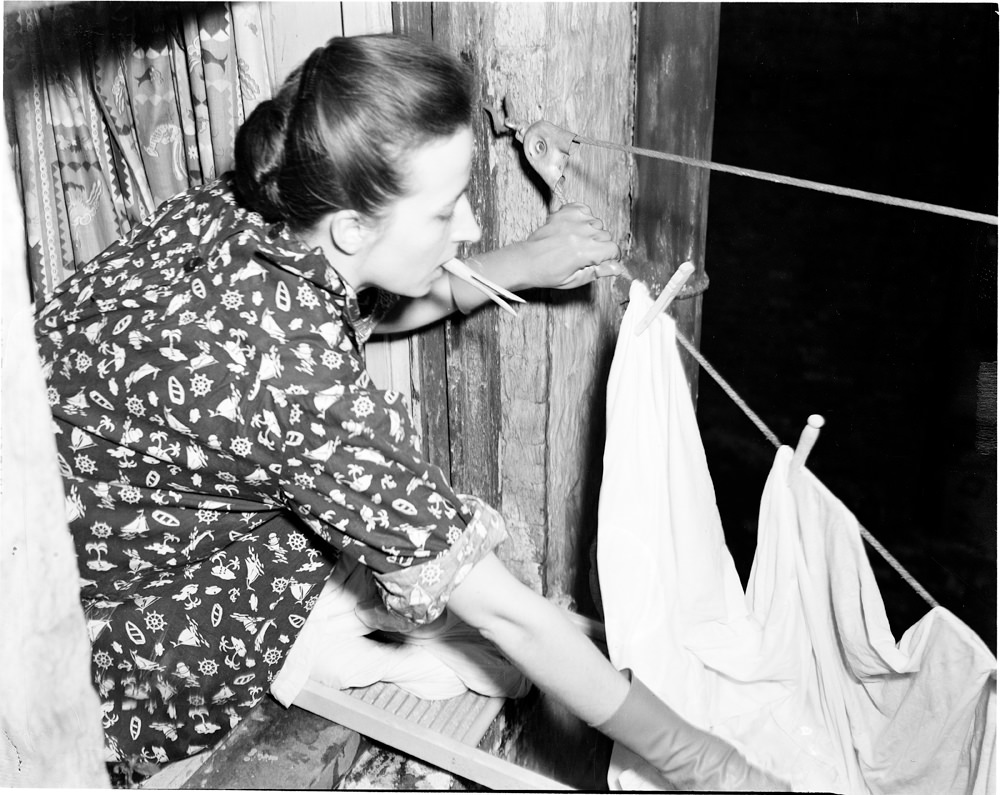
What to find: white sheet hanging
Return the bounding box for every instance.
[597,281,996,793]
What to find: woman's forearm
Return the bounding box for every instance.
[447,553,630,726]
[372,202,620,335]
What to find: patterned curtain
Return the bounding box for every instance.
[4,2,273,300]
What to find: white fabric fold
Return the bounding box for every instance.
[597,280,995,793]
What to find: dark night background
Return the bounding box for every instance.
[699,4,997,652]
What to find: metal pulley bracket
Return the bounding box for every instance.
[519,120,579,204]
[482,103,580,204]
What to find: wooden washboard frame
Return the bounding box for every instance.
[294,681,569,790]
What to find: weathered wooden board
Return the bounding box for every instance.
[631,3,721,398]
[296,680,569,790]
[532,5,634,609]
[394,4,456,478]
[430,2,635,605]
[401,3,717,612]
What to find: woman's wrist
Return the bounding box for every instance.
[448,233,577,314]
[467,243,533,293]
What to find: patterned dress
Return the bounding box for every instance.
[34,176,506,769]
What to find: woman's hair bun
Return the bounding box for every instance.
[233,35,473,229]
[233,95,293,220]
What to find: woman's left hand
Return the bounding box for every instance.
[522,203,623,289]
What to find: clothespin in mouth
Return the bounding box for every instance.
[441,257,525,317]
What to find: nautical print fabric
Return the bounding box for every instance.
[5,3,271,299]
[34,176,506,769]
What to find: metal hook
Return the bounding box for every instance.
[482,103,523,138]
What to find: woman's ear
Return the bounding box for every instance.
[329,209,372,256]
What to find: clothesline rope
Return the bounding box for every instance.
[672,328,941,610]
[521,113,946,610]
[574,133,999,227]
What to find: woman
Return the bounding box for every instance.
[35,34,786,790]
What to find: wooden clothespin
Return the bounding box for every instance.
[791,414,826,472]
[634,262,696,336]
[441,258,525,317]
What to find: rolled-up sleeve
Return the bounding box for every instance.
[373,494,507,625]
[270,377,508,625]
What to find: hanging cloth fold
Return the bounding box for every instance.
[597,281,996,793]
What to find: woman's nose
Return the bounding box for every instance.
[452,196,482,245]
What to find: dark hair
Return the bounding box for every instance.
[234,34,473,228]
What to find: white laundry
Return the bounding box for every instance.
[271,556,529,707]
[597,280,996,793]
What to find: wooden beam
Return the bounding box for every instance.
[429,3,633,605]
[532,5,634,610]
[630,3,721,402]
[390,2,454,476]
[391,1,433,39]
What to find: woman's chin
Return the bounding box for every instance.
[380,266,445,299]
[422,265,447,293]
[406,281,437,299]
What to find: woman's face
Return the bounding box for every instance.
[358,126,481,297]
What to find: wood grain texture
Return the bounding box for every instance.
[426,4,634,602]
[393,4,456,479]
[445,313,503,505]
[296,680,568,790]
[391,1,433,40]
[535,4,634,609]
[410,5,716,609]
[433,3,546,584]
[631,3,720,398]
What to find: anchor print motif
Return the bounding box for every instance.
[34,176,505,770]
